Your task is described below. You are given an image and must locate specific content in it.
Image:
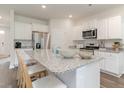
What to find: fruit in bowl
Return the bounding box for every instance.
[60,49,77,58]
[79,51,92,59]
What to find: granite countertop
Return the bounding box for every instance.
[25,49,103,73]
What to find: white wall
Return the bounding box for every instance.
[15,15,48,25]
[49,19,74,49]
[0,27,10,54]
[0,8,10,28]
[9,10,15,68]
[0,9,10,54]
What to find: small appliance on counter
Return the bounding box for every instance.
[112,42,121,51]
[36,43,41,49]
[15,42,21,48]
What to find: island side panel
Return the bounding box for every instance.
[55,61,100,88]
[55,70,77,88]
[76,62,100,88]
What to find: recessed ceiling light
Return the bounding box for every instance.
[0,16,2,19]
[41,5,46,9]
[69,15,72,18]
[0,30,5,34]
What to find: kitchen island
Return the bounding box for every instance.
[25,49,103,88]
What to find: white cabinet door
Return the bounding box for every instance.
[15,21,25,39]
[89,19,97,29]
[97,16,122,40]
[40,24,48,32]
[23,23,32,40]
[15,21,32,40]
[97,19,108,39]
[104,53,119,74]
[94,51,105,70]
[32,23,48,32]
[98,52,120,75]
[108,16,122,39]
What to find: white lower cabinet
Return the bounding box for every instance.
[56,61,100,88]
[104,53,119,74]
[95,51,124,76]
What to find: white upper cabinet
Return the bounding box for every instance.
[88,19,97,29]
[97,16,122,40]
[82,19,97,31]
[24,23,32,40]
[15,22,49,40]
[32,23,48,32]
[15,21,32,40]
[97,18,108,39]
[108,16,122,39]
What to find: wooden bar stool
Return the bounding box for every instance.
[16,50,47,87]
[18,52,67,88]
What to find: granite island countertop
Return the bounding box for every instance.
[25,49,103,73]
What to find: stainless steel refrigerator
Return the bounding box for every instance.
[32,31,50,50]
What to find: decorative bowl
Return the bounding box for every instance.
[60,49,77,58]
[79,51,92,59]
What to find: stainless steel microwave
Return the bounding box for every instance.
[82,29,97,39]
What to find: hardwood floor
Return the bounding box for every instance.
[0,62,124,88]
[101,72,124,88]
[0,62,17,88]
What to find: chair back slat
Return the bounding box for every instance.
[16,49,32,88]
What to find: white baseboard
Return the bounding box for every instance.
[101,70,122,78]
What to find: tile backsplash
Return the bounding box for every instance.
[103,39,122,48]
[73,39,122,48]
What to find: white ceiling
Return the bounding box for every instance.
[0,4,123,20]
